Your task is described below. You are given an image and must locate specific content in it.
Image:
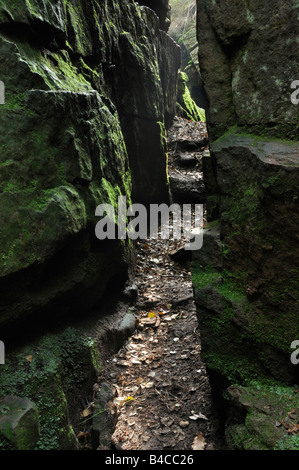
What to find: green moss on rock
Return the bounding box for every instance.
[225,381,299,450]
[0,328,101,450]
[0,396,40,450]
[177,71,206,122]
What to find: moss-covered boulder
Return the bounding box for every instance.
[193,132,299,385]
[0,327,101,450]
[0,396,40,450]
[225,383,299,450]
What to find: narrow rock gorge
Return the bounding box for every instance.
[0,0,298,453]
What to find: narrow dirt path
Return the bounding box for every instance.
[98,118,220,451]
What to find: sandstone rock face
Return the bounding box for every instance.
[0,0,180,331]
[193,0,299,449]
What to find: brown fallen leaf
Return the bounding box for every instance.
[179,420,189,428]
[138,318,156,329]
[287,423,299,434]
[25,354,33,362]
[192,432,206,450]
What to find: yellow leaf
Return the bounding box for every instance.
[125,396,134,402]
[25,355,33,363]
[81,408,91,418]
[148,311,156,318]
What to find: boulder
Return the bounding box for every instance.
[0,327,102,450]
[197,0,299,141]
[0,396,40,450]
[91,383,115,450]
[225,383,299,450]
[169,173,205,204]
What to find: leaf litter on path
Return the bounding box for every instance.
[96,118,220,451]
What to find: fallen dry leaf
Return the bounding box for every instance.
[288,409,296,419]
[189,411,208,421]
[287,423,299,434]
[25,354,33,362]
[179,420,189,428]
[113,396,134,407]
[192,432,206,450]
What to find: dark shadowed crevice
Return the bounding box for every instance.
[0,19,66,51]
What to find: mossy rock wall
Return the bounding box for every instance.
[0,327,101,450]
[177,71,205,122]
[0,0,180,330]
[194,0,299,449]
[197,0,299,141]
